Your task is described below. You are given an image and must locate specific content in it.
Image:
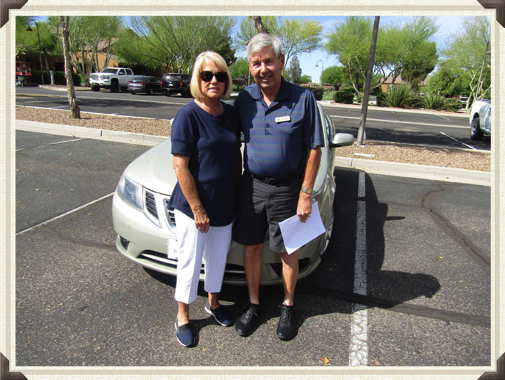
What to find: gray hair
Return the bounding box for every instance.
[246,33,282,60]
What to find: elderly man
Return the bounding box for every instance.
[233,33,324,340]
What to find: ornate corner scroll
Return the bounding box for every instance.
[0,354,27,380]
[0,0,28,28]
[478,0,505,27]
[478,353,505,379]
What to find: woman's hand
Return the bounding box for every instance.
[193,205,210,233]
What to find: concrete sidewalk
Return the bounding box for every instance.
[16,119,490,187]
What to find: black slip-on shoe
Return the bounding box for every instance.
[235,303,260,337]
[276,304,297,340]
[174,318,195,347]
[205,301,233,327]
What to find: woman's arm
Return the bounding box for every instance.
[173,154,210,233]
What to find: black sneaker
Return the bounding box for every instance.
[235,303,260,337]
[174,317,195,347]
[276,304,296,340]
[205,301,233,327]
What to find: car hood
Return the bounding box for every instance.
[123,139,177,196]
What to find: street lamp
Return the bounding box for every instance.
[27,21,44,85]
[315,60,324,86]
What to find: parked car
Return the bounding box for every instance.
[162,73,192,97]
[89,67,136,93]
[111,102,354,285]
[469,99,491,140]
[127,76,164,95]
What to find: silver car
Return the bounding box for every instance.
[111,102,354,285]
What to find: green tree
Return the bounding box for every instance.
[326,16,439,96]
[297,74,312,84]
[235,16,322,67]
[114,28,161,71]
[400,41,438,89]
[442,16,491,111]
[288,54,301,83]
[130,16,235,73]
[322,66,346,90]
[229,57,250,79]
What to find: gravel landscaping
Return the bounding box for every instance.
[16,105,491,172]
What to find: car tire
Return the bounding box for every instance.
[110,81,119,93]
[148,87,154,96]
[470,116,484,141]
[165,91,171,97]
[130,91,135,95]
[91,86,100,92]
[320,206,335,262]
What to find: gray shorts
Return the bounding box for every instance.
[232,172,303,252]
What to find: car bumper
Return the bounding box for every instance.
[111,182,335,285]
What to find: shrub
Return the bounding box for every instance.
[382,83,416,108]
[28,70,82,86]
[442,98,464,112]
[308,86,324,101]
[334,91,354,104]
[376,93,387,107]
[421,94,446,110]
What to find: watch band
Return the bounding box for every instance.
[301,187,312,194]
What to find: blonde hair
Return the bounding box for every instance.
[189,51,233,99]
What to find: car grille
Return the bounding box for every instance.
[145,191,158,218]
[165,199,176,226]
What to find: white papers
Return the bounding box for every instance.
[278,201,326,255]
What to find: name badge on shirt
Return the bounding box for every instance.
[275,116,291,123]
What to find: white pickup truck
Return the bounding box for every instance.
[469,99,491,140]
[89,67,136,93]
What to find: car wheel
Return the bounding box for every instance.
[320,206,335,262]
[165,91,171,97]
[91,86,100,92]
[110,82,119,93]
[130,91,135,95]
[148,87,154,96]
[470,117,484,141]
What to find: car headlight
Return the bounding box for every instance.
[102,75,109,79]
[117,173,143,210]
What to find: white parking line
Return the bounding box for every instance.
[439,132,477,150]
[330,115,467,129]
[16,192,114,236]
[349,171,369,367]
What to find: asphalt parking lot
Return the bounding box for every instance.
[15,130,491,370]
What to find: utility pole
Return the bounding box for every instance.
[357,16,380,146]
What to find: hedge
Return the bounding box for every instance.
[307,86,324,101]
[334,91,354,104]
[27,70,82,86]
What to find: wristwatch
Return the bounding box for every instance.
[301,187,312,195]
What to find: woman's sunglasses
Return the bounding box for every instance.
[199,71,228,83]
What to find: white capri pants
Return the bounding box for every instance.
[173,210,233,305]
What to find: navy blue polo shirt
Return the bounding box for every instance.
[235,77,324,178]
[166,101,241,226]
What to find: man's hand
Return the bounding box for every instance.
[297,193,312,223]
[193,205,210,233]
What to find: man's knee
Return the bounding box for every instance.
[245,244,263,259]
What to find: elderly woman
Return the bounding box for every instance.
[166,51,241,347]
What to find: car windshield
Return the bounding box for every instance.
[101,69,118,74]
[165,75,181,80]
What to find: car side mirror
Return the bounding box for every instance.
[330,133,354,148]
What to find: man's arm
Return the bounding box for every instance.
[297,145,322,222]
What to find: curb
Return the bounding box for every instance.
[335,157,490,187]
[16,120,490,187]
[16,120,168,147]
